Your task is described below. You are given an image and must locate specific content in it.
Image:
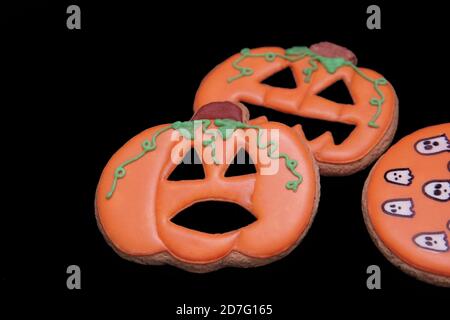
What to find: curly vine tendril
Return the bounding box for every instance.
[240,122,303,191]
[227,46,388,128]
[105,125,172,199]
[105,119,304,199]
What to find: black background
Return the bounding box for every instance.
[2,0,449,314]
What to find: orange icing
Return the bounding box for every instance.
[96,118,317,264]
[366,124,450,277]
[194,47,397,164]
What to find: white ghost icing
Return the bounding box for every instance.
[384,168,414,186]
[423,180,450,202]
[413,232,449,252]
[382,199,415,217]
[415,134,450,155]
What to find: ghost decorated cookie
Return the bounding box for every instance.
[363,123,450,286]
[194,42,398,176]
[95,102,320,272]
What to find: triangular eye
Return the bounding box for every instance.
[317,79,354,104]
[262,67,297,88]
[167,148,205,181]
[224,149,256,177]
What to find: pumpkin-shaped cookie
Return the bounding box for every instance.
[194,42,398,175]
[363,123,450,286]
[96,102,319,272]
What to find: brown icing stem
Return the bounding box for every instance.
[192,101,249,123]
[309,41,357,65]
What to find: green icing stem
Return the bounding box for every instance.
[105,119,304,199]
[228,46,388,128]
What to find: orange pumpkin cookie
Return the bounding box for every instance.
[363,124,450,286]
[96,102,320,272]
[194,42,398,175]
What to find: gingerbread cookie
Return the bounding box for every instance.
[96,102,320,272]
[194,42,398,175]
[362,123,450,286]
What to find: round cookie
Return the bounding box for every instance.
[362,123,450,286]
[194,42,398,176]
[96,102,320,272]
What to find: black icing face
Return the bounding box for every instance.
[425,236,437,247]
[423,140,436,150]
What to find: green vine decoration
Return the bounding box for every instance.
[227,48,307,83]
[106,119,304,199]
[215,119,303,191]
[202,128,219,164]
[228,46,388,128]
[105,125,172,199]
